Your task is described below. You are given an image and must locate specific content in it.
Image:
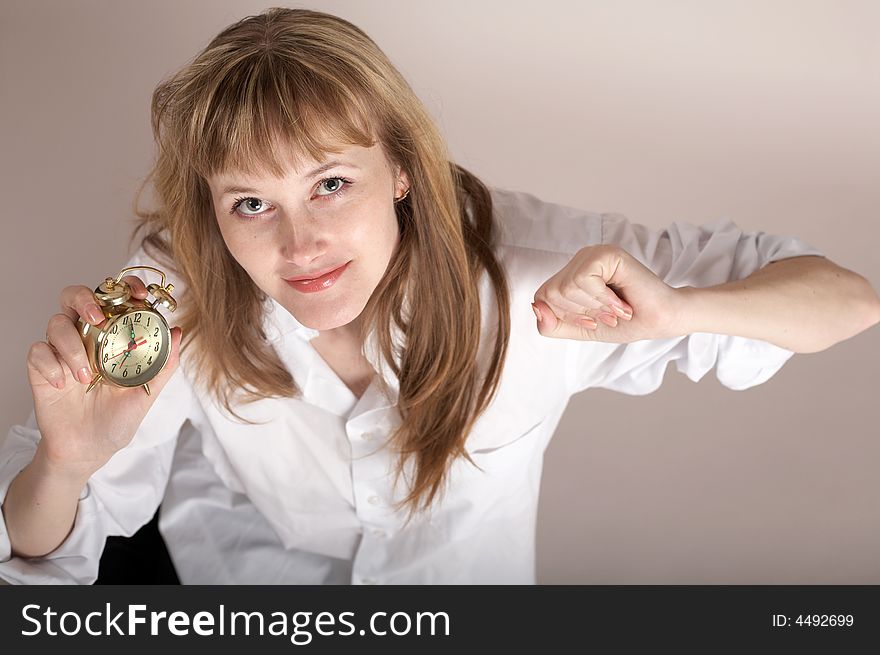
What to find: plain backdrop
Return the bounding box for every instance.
[1,0,878,583]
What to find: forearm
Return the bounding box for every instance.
[674,255,880,353]
[2,443,93,559]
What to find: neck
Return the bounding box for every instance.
[317,316,365,345]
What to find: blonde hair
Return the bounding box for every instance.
[132,7,511,520]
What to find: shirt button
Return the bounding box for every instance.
[367,495,381,506]
[361,577,378,585]
[362,430,377,441]
[371,528,387,538]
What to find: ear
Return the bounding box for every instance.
[394,165,411,198]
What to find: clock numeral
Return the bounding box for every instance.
[103,338,109,348]
[136,364,142,375]
[123,369,128,378]
[103,353,108,363]
[122,316,130,325]
[134,312,142,323]
[154,327,159,337]
[147,356,153,365]
[111,363,117,372]
[154,342,160,352]
[147,316,152,327]
[111,324,118,334]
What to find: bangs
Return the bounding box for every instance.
[187,54,379,179]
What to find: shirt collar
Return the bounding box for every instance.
[264,297,320,342]
[263,296,404,406]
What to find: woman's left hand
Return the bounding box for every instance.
[532,245,685,344]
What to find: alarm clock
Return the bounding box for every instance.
[77,265,178,396]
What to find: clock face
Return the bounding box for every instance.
[98,310,170,386]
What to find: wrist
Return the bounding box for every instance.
[669,285,704,336]
[33,442,100,489]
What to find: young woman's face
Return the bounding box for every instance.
[206,142,409,334]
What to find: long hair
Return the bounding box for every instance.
[131,7,511,520]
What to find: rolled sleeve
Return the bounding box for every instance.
[0,365,197,584]
[566,214,825,395]
[0,417,110,584]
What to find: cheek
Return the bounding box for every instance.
[214,212,240,249]
[341,198,397,250]
[384,210,401,254]
[359,213,398,263]
[215,219,267,273]
[368,200,400,245]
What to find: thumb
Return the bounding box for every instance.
[532,300,603,341]
[531,301,561,334]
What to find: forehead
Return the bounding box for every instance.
[207,141,386,189]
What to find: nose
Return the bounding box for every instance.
[278,211,328,266]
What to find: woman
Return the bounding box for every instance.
[1,8,877,584]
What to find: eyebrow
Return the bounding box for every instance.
[220,160,360,196]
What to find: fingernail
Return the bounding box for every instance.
[579,317,599,329]
[77,367,92,384]
[52,378,65,390]
[611,304,632,319]
[87,304,103,323]
[531,302,543,322]
[598,313,618,327]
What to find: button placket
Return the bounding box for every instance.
[347,411,401,585]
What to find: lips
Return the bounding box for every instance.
[284,261,349,282]
[284,260,351,294]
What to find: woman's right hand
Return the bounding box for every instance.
[25,276,183,478]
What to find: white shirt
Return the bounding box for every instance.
[0,186,825,584]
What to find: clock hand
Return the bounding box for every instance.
[109,339,147,360]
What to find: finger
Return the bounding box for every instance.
[45,313,95,385]
[58,276,149,326]
[571,248,635,315]
[575,274,633,316]
[533,304,604,341]
[536,283,633,324]
[26,341,71,391]
[600,286,634,319]
[121,275,149,300]
[548,299,621,328]
[533,298,608,331]
[538,291,605,323]
[532,288,610,330]
[541,300,609,327]
[59,284,106,326]
[572,284,633,320]
[533,300,599,334]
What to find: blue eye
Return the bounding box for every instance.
[231,197,267,217]
[228,177,353,220]
[315,176,351,197]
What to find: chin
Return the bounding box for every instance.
[299,316,347,332]
[291,299,366,333]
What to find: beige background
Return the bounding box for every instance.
[1,0,877,583]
